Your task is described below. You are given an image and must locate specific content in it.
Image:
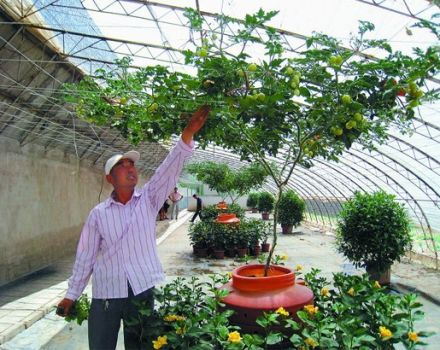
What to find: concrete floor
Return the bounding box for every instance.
[1,210,439,349]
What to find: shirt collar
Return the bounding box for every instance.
[104,188,142,208]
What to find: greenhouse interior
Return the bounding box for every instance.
[0,0,439,349]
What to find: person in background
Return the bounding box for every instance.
[56,105,210,350]
[159,200,170,220]
[190,193,203,223]
[168,187,183,220]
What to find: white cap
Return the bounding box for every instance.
[104,150,140,175]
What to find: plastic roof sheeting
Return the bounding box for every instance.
[0,0,439,260]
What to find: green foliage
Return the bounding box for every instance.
[186,161,268,203]
[61,8,438,273]
[63,294,90,326]
[336,191,412,272]
[200,204,219,222]
[257,191,275,213]
[276,190,305,227]
[246,192,259,208]
[64,271,433,349]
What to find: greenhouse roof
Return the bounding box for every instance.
[0,0,439,256]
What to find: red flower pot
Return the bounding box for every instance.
[261,242,270,252]
[221,264,314,335]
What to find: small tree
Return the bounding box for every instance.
[336,191,412,274]
[277,190,305,229]
[62,9,439,274]
[257,191,275,214]
[186,161,267,204]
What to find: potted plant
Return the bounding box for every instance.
[257,191,274,220]
[188,221,210,257]
[246,192,259,213]
[245,218,264,256]
[335,191,412,284]
[277,190,306,234]
[63,7,437,328]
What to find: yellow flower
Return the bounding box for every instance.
[320,287,329,297]
[164,314,186,322]
[152,335,168,349]
[374,281,381,288]
[227,272,232,279]
[275,307,289,316]
[379,326,393,340]
[280,254,288,260]
[295,264,303,271]
[347,287,355,296]
[228,331,242,343]
[304,337,318,348]
[408,331,419,342]
[303,304,319,316]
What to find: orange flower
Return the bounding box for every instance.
[408,331,419,342]
[152,335,168,349]
[320,287,329,297]
[275,307,289,316]
[228,331,242,343]
[379,326,393,340]
[304,337,318,348]
[304,304,318,316]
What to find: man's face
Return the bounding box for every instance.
[106,158,138,189]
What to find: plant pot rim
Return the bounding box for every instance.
[232,264,295,292]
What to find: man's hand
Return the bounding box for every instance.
[181,105,211,145]
[56,298,75,317]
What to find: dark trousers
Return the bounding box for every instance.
[88,285,154,350]
[190,209,201,222]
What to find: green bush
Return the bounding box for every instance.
[62,270,433,349]
[246,192,259,209]
[200,204,218,222]
[257,191,274,213]
[277,190,305,227]
[228,203,246,219]
[336,191,412,273]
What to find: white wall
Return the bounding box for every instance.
[0,136,116,286]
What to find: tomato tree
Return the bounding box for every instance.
[63,9,439,272]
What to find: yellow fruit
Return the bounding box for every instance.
[329,55,343,66]
[257,92,266,102]
[345,120,356,129]
[248,63,258,72]
[237,69,245,78]
[285,67,295,76]
[197,48,208,57]
[341,94,352,105]
[354,113,363,122]
[293,89,300,96]
[333,127,343,136]
[148,102,159,112]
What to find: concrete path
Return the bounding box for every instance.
[1,211,439,349]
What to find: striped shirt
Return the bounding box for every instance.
[65,139,193,300]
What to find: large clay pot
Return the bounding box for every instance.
[221,264,314,336]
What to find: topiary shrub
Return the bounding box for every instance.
[336,191,412,273]
[277,190,305,227]
[257,191,275,214]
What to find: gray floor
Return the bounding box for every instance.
[1,210,439,349]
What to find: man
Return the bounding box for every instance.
[190,193,203,223]
[56,105,210,350]
[168,187,183,220]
